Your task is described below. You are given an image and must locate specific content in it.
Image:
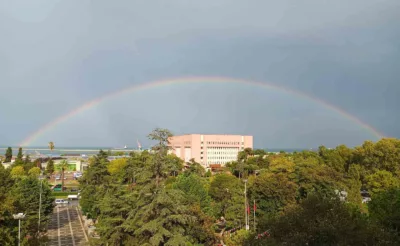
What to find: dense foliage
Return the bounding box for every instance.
[78,131,400,245]
[0,163,54,245]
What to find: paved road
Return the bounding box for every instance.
[47,203,88,246]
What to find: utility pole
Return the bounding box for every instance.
[253,199,256,231]
[38,178,43,234]
[244,179,249,230]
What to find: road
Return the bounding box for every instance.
[47,202,88,246]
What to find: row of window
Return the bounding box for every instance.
[204,141,243,145]
[207,161,230,164]
[207,156,236,160]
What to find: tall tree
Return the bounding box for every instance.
[369,188,400,235]
[4,147,12,163]
[10,166,25,179]
[46,159,55,178]
[11,176,54,239]
[0,165,15,245]
[79,150,111,218]
[15,147,23,165]
[147,128,173,187]
[48,142,54,153]
[59,160,69,191]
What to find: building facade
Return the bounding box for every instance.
[41,159,83,172]
[168,134,253,167]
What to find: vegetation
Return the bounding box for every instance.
[0,164,54,245]
[1,132,400,245]
[77,130,400,245]
[5,146,12,162]
[45,158,55,177]
[59,160,69,191]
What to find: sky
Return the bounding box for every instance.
[0,0,399,148]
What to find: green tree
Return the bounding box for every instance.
[4,147,12,163]
[0,165,15,245]
[184,158,205,177]
[15,147,23,165]
[124,188,199,245]
[48,141,54,153]
[79,150,111,218]
[174,174,211,213]
[365,170,399,196]
[108,158,128,176]
[10,166,25,179]
[59,160,69,191]
[28,167,41,178]
[11,176,54,239]
[46,158,55,177]
[369,188,400,234]
[166,154,184,177]
[95,185,135,245]
[251,172,298,218]
[209,174,244,227]
[147,128,173,187]
[249,194,397,246]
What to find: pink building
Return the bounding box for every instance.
[168,134,253,167]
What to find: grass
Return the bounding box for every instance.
[53,192,78,199]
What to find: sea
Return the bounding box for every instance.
[0,146,313,156]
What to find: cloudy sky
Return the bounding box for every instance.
[0,0,399,148]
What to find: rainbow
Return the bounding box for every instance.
[19,76,384,146]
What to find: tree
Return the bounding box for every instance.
[173,174,212,213]
[11,176,54,239]
[108,158,128,182]
[15,147,23,165]
[249,194,397,246]
[209,174,244,227]
[24,154,31,165]
[166,154,184,177]
[4,147,12,163]
[46,158,55,177]
[184,158,205,177]
[59,160,69,191]
[0,165,15,245]
[28,167,41,178]
[95,185,135,245]
[147,128,173,187]
[48,142,54,153]
[10,166,25,179]
[79,150,111,218]
[369,188,400,234]
[365,170,400,196]
[251,172,298,218]
[123,188,199,245]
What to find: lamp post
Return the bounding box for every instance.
[244,179,249,231]
[38,175,44,235]
[13,213,26,246]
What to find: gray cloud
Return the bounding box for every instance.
[0,0,399,147]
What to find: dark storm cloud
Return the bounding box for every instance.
[0,0,399,147]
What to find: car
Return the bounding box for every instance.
[55,199,69,205]
[52,184,67,192]
[362,197,372,203]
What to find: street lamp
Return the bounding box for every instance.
[38,175,44,235]
[244,179,249,231]
[13,213,26,246]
